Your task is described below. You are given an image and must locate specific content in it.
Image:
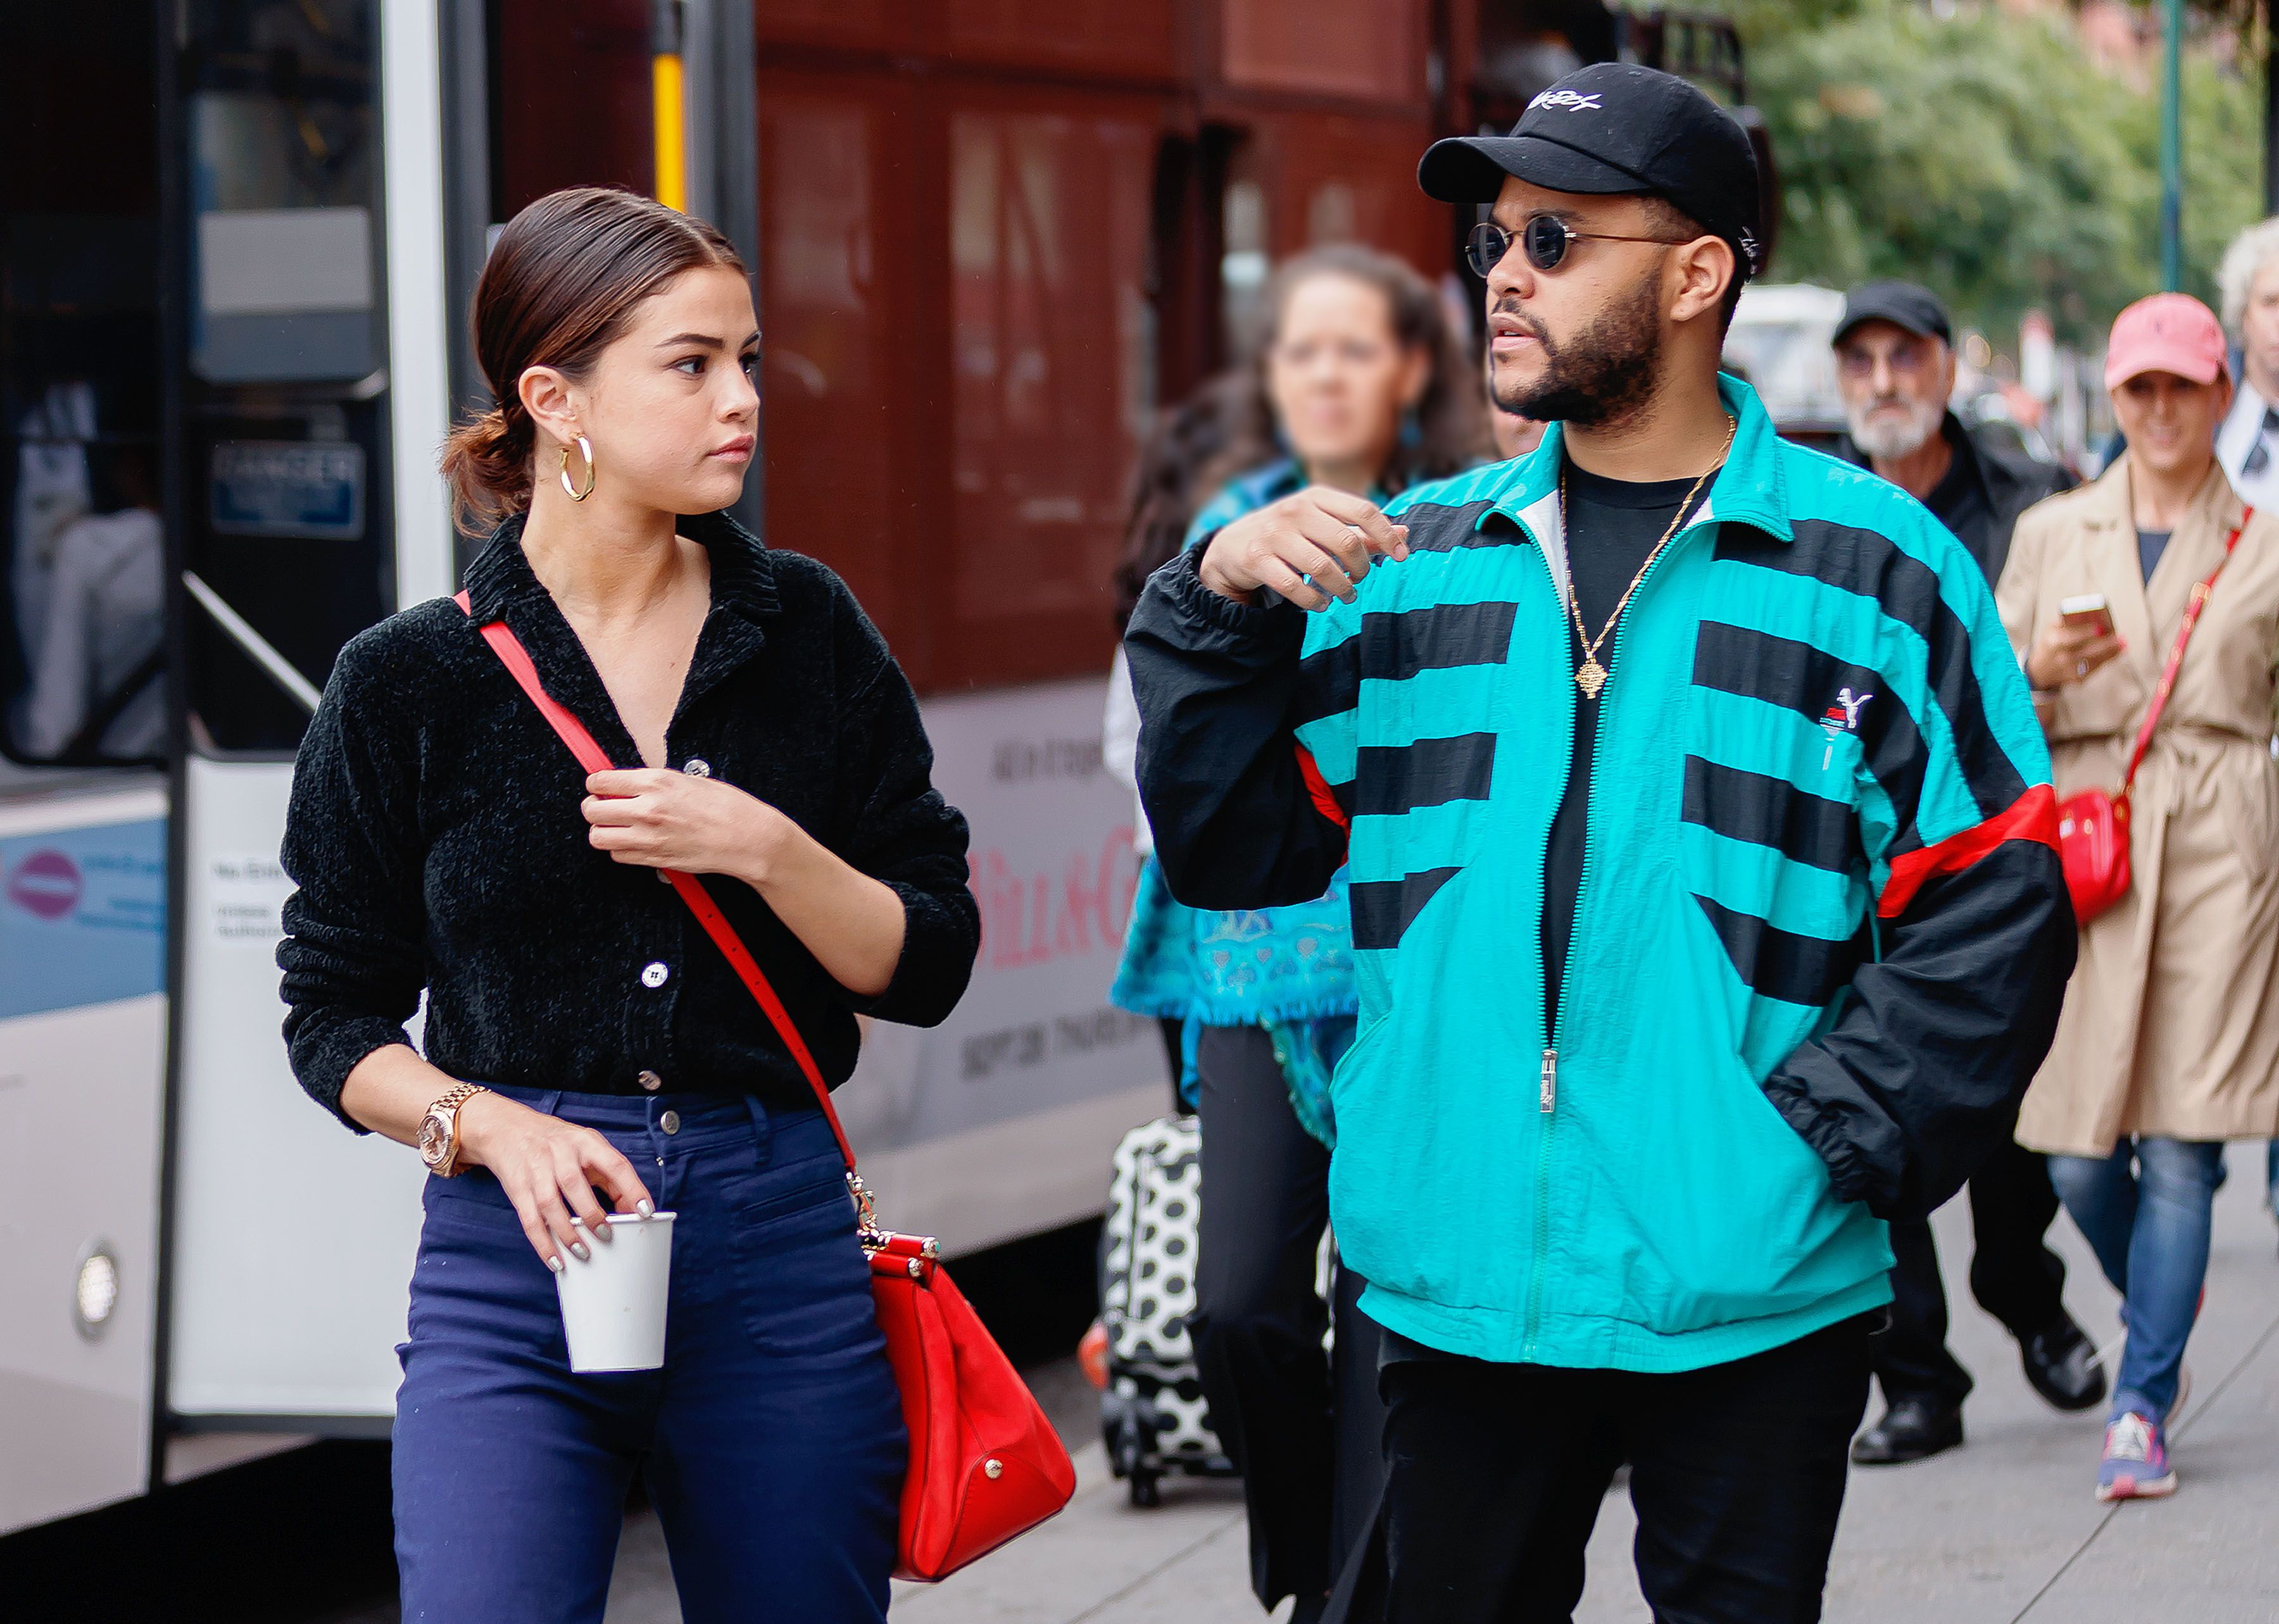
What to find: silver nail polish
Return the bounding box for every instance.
[546,1255,565,1273]
[636,1199,655,1218]
[570,1242,590,1262]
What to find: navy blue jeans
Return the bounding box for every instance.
[392,1085,905,1623]
[2047,1137,2225,1424]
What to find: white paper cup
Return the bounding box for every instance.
[554,1211,675,1372]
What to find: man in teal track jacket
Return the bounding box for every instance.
[1124,64,2076,1623]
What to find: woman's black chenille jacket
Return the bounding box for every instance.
[277,512,979,1127]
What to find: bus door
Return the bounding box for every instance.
[161,0,454,1433]
[0,5,175,1537]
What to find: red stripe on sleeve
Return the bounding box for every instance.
[1295,745,1352,866]
[1876,782,2059,920]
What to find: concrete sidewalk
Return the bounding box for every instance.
[872,1142,2279,1624]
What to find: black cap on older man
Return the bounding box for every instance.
[1835,282,1954,348]
[1417,62,1763,280]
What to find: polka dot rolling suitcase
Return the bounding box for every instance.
[1098,1113,1236,1506]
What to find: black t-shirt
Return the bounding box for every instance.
[1543,461,1701,1035]
[1923,427,1995,575]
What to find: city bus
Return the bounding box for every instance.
[0,0,1753,1537]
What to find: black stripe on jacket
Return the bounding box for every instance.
[1681,756,1859,874]
[1714,520,2030,840]
[1290,599,1517,728]
[1693,621,1928,842]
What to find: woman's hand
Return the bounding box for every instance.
[2025,613,2125,691]
[455,1091,655,1271]
[582,768,790,884]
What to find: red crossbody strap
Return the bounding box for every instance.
[2119,507,2252,798]
[454,590,861,1175]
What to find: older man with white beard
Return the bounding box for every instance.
[1830,279,2098,1469]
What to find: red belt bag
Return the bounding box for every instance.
[2055,508,2249,923]
[456,593,1077,1581]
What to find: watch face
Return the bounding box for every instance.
[418,1113,447,1168]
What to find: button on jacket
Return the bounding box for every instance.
[1125,377,2076,1371]
[277,511,979,1127]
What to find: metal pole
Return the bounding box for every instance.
[651,0,687,212]
[2161,0,2182,290]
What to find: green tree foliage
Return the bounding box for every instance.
[1719,1,2262,345]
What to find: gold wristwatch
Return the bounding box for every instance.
[418,1083,490,1177]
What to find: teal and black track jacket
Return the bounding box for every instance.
[1125,377,2076,1371]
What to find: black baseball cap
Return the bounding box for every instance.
[1834,281,1954,348]
[1417,63,1763,279]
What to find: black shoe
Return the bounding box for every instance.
[1288,1596,1330,1624]
[1850,1396,1964,1466]
[2019,1316,2107,1412]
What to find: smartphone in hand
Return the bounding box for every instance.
[2059,593,2113,640]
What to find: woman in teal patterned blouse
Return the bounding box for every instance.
[1105,244,1487,1624]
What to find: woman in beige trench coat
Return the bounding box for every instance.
[1997,293,2279,1504]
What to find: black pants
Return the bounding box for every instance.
[1348,1316,1871,1624]
[1873,1139,2067,1406]
[1191,1023,1386,1611]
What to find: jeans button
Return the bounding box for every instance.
[660,1109,681,1135]
[637,1069,662,1092]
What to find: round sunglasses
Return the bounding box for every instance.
[1465,216,1692,278]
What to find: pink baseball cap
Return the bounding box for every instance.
[2104,292,2229,389]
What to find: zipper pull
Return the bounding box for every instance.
[1540,1047,1557,1114]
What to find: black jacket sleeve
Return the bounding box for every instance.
[1123,549,1348,909]
[825,584,980,1028]
[1755,523,2077,1221]
[277,630,427,1131]
[1761,837,2076,1220]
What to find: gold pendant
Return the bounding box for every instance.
[1575,659,1608,699]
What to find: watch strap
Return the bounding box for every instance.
[425,1082,489,1177]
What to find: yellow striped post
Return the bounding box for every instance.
[651,1,686,212]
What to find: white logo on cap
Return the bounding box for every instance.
[1528,89,1603,113]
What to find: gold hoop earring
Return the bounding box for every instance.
[558,434,596,501]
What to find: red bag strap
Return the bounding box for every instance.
[2119,506,2252,800]
[453,591,862,1177]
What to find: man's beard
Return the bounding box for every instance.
[1847,393,1943,461]
[1492,269,1664,428]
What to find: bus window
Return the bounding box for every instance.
[755,78,921,667]
[939,101,1154,690]
[493,0,655,210]
[179,0,396,756]
[1,9,165,770]
[1221,0,1427,102]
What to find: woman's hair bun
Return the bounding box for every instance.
[441,403,531,535]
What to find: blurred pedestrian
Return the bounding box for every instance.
[1127,63,2074,1622]
[1830,281,2102,1468]
[1107,375,1244,1099]
[1110,243,1485,1624]
[277,188,980,1620]
[2215,217,2279,512]
[2213,218,2279,1242]
[1999,292,2279,1501]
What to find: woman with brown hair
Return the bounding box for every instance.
[1105,243,1486,1623]
[275,187,979,1619]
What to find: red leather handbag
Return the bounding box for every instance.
[2054,508,2249,923]
[457,594,1077,1581]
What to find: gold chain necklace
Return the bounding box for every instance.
[1560,416,1735,699]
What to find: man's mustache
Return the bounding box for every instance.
[1493,297,1550,347]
